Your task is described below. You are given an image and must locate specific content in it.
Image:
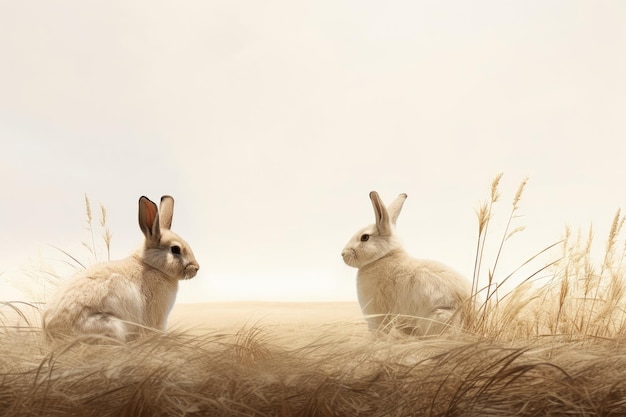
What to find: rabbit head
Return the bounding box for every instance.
[137,195,199,280]
[341,191,407,268]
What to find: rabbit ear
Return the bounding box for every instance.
[138,196,161,242]
[387,193,407,225]
[369,191,392,235]
[159,195,174,230]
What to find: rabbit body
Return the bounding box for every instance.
[356,248,470,335]
[342,191,470,336]
[42,196,199,342]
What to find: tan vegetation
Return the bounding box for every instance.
[3,181,626,416]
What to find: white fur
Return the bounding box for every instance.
[42,195,199,343]
[341,191,470,336]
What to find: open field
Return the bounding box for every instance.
[168,301,363,330]
[2,299,626,417]
[3,178,626,416]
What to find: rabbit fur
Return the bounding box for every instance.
[341,191,471,336]
[42,195,199,343]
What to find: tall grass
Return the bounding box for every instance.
[22,195,112,304]
[2,181,626,416]
[464,175,626,341]
[82,193,113,263]
[464,174,563,339]
[529,210,626,338]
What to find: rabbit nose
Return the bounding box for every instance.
[185,263,199,278]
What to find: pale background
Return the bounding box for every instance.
[1,1,625,304]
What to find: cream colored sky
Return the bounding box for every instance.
[1,1,625,303]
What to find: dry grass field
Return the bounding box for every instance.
[3,177,626,416]
[2,300,626,417]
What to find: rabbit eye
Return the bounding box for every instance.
[360,234,370,242]
[171,245,181,255]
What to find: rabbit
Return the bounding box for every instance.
[341,191,471,336]
[42,195,199,343]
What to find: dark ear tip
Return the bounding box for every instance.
[400,193,407,198]
[369,191,378,198]
[160,195,174,202]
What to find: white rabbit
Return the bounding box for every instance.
[42,195,199,343]
[341,191,470,336]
